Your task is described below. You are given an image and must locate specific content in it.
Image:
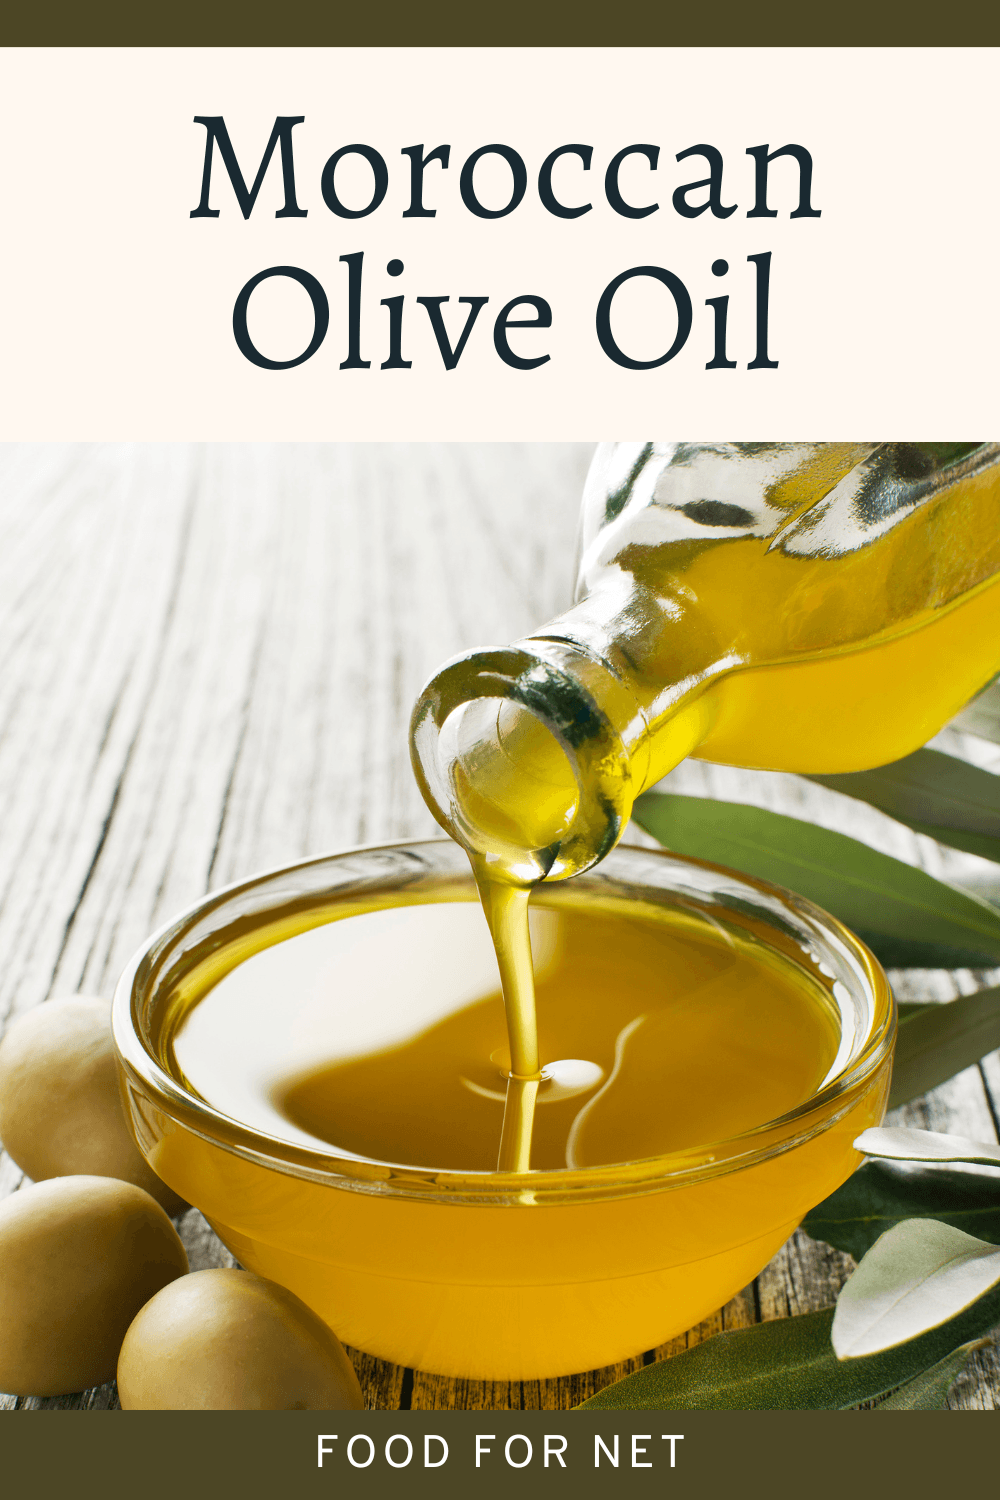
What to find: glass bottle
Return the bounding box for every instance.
[411,442,1000,885]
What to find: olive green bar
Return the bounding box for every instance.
[1,0,998,46]
[3,1410,999,1497]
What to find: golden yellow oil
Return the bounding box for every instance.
[169,891,839,1177]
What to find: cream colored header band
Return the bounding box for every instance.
[0,48,994,438]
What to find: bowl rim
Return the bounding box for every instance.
[113,837,896,1206]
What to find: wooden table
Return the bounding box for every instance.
[1,443,997,1410]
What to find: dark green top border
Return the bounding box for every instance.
[3,0,999,47]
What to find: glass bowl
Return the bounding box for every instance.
[113,839,894,1380]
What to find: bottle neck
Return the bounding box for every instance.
[410,638,645,884]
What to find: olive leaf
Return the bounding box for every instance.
[805,748,1000,865]
[832,1220,1000,1359]
[801,1158,1000,1260]
[632,792,1000,968]
[950,679,1000,745]
[857,1126,1000,1168]
[887,988,1000,1106]
[576,1279,1000,1409]
[874,1340,991,1409]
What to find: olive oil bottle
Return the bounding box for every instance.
[413,442,1000,886]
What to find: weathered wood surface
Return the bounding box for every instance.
[0,442,997,1412]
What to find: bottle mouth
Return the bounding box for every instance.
[409,643,639,882]
[439,696,580,863]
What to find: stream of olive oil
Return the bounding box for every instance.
[470,871,539,1171]
[443,700,593,1168]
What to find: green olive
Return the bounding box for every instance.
[117,1269,365,1410]
[0,1176,189,1396]
[0,996,186,1215]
